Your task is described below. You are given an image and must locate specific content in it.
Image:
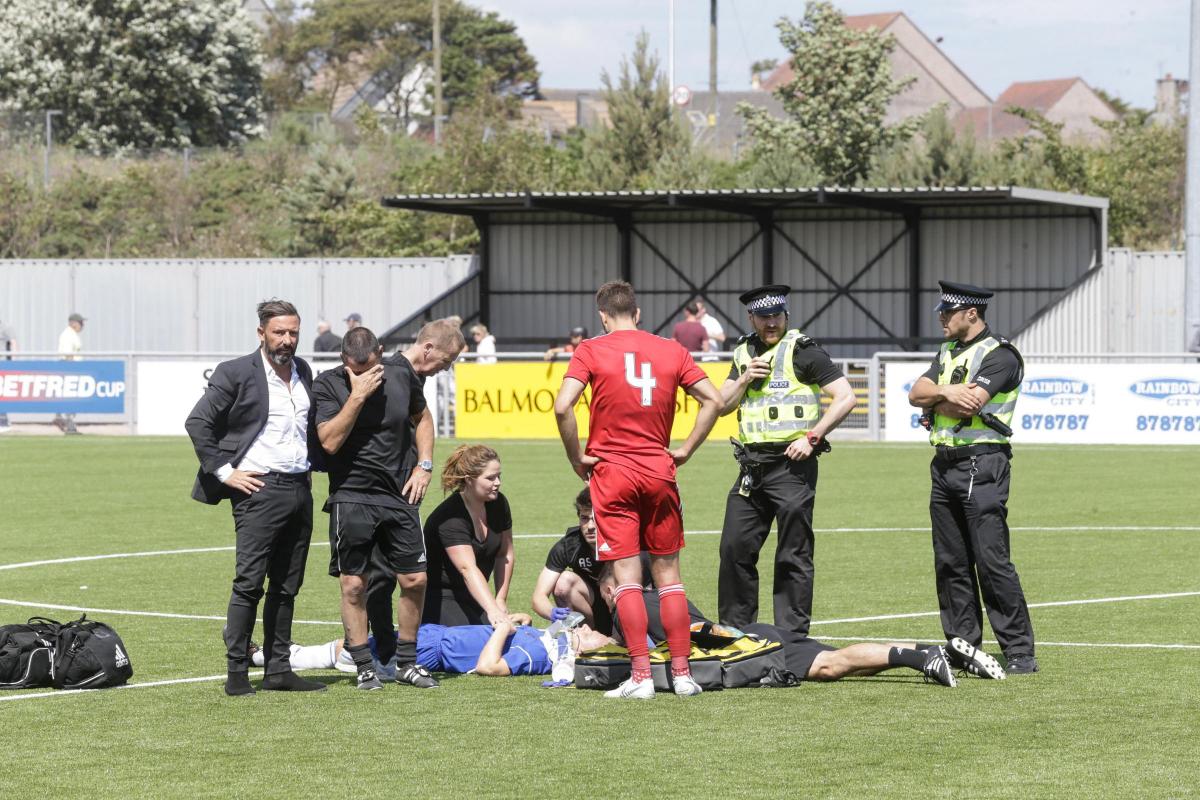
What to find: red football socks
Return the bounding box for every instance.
[614,583,651,681]
[658,583,692,676]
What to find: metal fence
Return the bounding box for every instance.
[0,256,475,353]
[1015,250,1186,353]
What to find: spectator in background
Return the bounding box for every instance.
[345,312,363,331]
[695,299,726,354]
[471,324,497,364]
[0,317,15,432]
[313,320,341,353]
[671,303,709,354]
[544,326,587,361]
[55,313,84,434]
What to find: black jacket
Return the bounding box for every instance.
[185,350,324,505]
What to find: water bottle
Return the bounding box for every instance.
[546,611,586,639]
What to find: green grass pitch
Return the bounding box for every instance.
[0,436,1196,798]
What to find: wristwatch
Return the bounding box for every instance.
[806,432,823,447]
[418,459,434,472]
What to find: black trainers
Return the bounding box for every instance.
[224,670,255,696]
[946,637,1007,680]
[921,646,958,687]
[261,671,327,691]
[357,668,384,690]
[1006,654,1040,674]
[397,663,439,688]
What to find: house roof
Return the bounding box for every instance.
[996,78,1080,111]
[759,11,988,107]
[763,11,902,88]
[844,11,902,31]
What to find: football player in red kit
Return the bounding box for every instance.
[553,281,723,699]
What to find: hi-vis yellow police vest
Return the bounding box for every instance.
[732,330,820,445]
[929,336,1020,446]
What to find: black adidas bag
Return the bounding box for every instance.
[0,617,59,689]
[52,616,133,690]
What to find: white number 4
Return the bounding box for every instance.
[624,353,656,406]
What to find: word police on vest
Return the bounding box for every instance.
[0,374,126,400]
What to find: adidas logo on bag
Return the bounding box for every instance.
[113,645,129,668]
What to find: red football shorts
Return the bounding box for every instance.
[590,461,684,561]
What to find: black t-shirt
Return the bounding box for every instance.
[726,333,844,387]
[382,353,427,474]
[544,526,601,584]
[424,492,513,597]
[920,328,1022,398]
[312,361,426,508]
[543,529,654,588]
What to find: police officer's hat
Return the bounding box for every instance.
[739,284,791,316]
[935,280,993,312]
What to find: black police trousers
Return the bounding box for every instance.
[718,455,817,635]
[225,473,313,674]
[929,448,1035,658]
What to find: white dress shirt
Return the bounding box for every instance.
[215,353,310,481]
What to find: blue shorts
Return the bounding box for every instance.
[416,624,550,675]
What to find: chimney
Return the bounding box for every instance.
[1156,75,1182,120]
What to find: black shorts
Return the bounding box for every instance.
[328,502,425,577]
[743,623,835,680]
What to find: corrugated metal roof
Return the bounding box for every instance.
[382,186,1108,215]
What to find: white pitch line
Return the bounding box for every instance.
[0,546,237,572]
[0,599,341,626]
[2,590,1195,629]
[811,591,1200,626]
[816,636,1200,650]
[0,671,264,703]
[3,525,1194,572]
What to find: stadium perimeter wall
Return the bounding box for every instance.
[1015,250,1185,353]
[0,256,475,353]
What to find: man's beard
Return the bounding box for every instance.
[265,343,294,365]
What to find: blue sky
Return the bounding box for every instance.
[477,0,1190,108]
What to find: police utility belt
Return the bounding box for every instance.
[933,442,1010,462]
[729,438,830,496]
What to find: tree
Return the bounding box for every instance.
[738,1,918,185]
[871,105,990,187]
[287,0,537,125]
[584,31,689,187]
[1087,112,1185,248]
[0,0,263,151]
[437,4,540,117]
[288,0,427,120]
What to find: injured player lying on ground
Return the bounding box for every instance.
[251,597,1004,690]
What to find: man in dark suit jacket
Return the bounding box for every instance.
[186,299,326,696]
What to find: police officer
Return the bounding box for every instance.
[907,280,1038,675]
[717,285,857,635]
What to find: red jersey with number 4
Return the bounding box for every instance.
[564,329,708,482]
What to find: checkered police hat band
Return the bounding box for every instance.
[940,292,984,307]
[748,294,786,311]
